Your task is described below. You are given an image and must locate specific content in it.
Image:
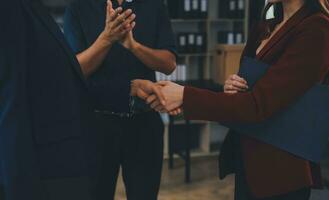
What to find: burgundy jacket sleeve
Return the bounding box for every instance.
[183,19,329,123]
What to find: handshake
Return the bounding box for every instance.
[131,80,185,116]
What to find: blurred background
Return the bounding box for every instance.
[42,0,329,199]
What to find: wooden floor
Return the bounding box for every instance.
[115,156,234,200]
[114,155,329,200]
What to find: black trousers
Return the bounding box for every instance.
[92,111,164,200]
[0,178,92,200]
[0,185,4,200]
[44,177,92,200]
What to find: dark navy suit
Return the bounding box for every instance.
[0,0,95,199]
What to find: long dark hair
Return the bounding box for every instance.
[262,0,329,21]
[261,0,329,37]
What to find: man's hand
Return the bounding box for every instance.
[131,79,166,105]
[99,0,136,46]
[121,29,138,50]
[157,81,184,112]
[145,94,183,116]
[144,81,184,115]
[131,80,184,116]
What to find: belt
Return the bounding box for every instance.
[94,109,151,118]
[93,96,151,118]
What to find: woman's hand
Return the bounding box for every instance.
[130,79,166,105]
[146,94,183,116]
[99,1,136,46]
[131,80,184,115]
[142,81,184,114]
[224,74,248,94]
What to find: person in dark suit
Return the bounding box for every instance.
[0,0,98,199]
[131,0,329,199]
[63,0,176,199]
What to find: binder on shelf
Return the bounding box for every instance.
[200,0,208,19]
[187,33,196,53]
[177,33,188,53]
[181,64,187,81]
[196,33,207,53]
[234,21,244,44]
[228,0,237,18]
[183,0,192,18]
[218,31,235,44]
[228,32,235,44]
[191,0,200,18]
[235,32,244,44]
[156,64,188,82]
[177,64,188,81]
[237,0,245,18]
[167,0,209,19]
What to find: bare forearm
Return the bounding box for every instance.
[77,33,112,77]
[130,43,176,75]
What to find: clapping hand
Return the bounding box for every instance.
[99,0,136,45]
[121,26,138,50]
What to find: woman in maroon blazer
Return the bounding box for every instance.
[132,0,329,199]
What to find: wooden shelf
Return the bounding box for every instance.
[167,0,249,156]
[171,19,207,23]
[171,120,209,126]
[171,18,245,23]
[163,150,219,159]
[210,18,245,22]
[178,53,209,57]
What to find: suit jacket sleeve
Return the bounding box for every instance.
[0,2,11,89]
[0,42,8,93]
[63,5,87,54]
[0,1,46,199]
[183,19,329,123]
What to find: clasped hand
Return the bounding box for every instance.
[131,74,248,115]
[100,0,137,48]
[131,80,185,116]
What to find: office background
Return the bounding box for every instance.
[41,0,329,199]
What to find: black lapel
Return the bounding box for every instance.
[22,0,88,88]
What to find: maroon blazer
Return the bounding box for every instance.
[183,6,329,198]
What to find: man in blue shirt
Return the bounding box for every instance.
[64,0,177,199]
